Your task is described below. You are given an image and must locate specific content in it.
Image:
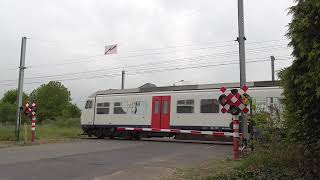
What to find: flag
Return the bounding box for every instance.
[105,44,117,55]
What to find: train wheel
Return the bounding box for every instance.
[133,132,141,140]
[94,130,105,139]
[109,134,115,139]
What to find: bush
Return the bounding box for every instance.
[1,89,28,104]
[211,166,302,180]
[0,102,16,123]
[208,143,305,180]
[36,118,81,141]
[206,111,308,180]
[29,81,72,121]
[0,118,81,143]
[0,124,15,141]
[279,0,320,177]
[251,110,286,145]
[52,118,80,128]
[62,104,81,118]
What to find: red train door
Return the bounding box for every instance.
[152,96,161,129]
[151,96,171,129]
[161,96,171,129]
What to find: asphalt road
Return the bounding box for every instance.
[0,139,232,180]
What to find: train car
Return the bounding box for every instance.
[81,81,282,139]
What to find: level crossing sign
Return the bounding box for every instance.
[24,102,37,118]
[218,86,251,160]
[23,102,37,142]
[218,86,251,115]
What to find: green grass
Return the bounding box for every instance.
[36,124,82,143]
[164,143,305,180]
[0,124,16,141]
[162,158,240,180]
[0,118,82,145]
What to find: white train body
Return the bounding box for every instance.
[81,81,282,138]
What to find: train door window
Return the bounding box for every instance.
[96,102,110,114]
[200,99,219,113]
[163,101,169,115]
[154,101,160,114]
[114,102,127,114]
[177,99,194,113]
[85,100,92,109]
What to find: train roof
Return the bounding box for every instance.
[89,80,280,97]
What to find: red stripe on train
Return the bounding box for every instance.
[191,130,201,135]
[117,127,126,131]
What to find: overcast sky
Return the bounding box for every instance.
[0,0,295,107]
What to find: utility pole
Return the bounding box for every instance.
[15,37,27,141]
[121,70,125,89]
[237,0,249,140]
[270,56,275,107]
[270,56,275,81]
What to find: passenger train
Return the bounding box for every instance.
[81,81,282,139]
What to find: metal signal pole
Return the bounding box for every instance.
[237,0,249,139]
[121,70,125,89]
[15,37,27,141]
[270,56,275,105]
[270,56,275,81]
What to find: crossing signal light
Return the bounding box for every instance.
[229,105,240,115]
[218,94,228,106]
[241,93,251,106]
[231,89,238,95]
[23,102,37,118]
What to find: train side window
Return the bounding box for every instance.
[177,99,194,113]
[186,99,194,105]
[201,99,219,113]
[128,101,146,115]
[154,101,160,114]
[85,100,92,109]
[96,102,110,114]
[114,102,127,114]
[163,101,169,114]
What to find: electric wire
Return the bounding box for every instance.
[0,45,291,84]
[0,58,290,87]
[0,47,288,84]
[1,39,290,71]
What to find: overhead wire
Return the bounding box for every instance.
[0,39,292,89]
[0,58,290,87]
[29,37,287,52]
[0,57,242,84]
[27,43,288,70]
[0,44,288,83]
[0,44,290,85]
[1,39,289,71]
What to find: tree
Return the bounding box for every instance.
[0,90,29,123]
[279,0,320,177]
[0,102,16,123]
[1,89,28,104]
[30,81,71,121]
[62,103,81,118]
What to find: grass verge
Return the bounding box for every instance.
[162,158,240,180]
[164,142,305,180]
[0,118,82,145]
